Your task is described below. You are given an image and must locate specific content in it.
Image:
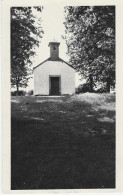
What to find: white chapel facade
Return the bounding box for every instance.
[33,41,75,96]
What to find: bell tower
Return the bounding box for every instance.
[48,42,60,60]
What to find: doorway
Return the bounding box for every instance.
[49,76,61,95]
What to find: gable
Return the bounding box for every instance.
[33,57,75,70]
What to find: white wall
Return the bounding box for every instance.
[34,60,75,95]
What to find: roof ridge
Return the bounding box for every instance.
[58,58,75,69]
[33,57,51,69]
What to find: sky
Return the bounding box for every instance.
[32,5,68,66]
[27,6,85,91]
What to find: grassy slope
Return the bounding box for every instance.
[11,93,115,189]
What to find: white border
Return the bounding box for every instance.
[2,0,123,193]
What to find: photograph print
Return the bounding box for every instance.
[11,5,115,190]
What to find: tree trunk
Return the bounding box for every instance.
[106,76,111,93]
[89,74,93,92]
[16,83,19,96]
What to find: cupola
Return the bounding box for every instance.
[48,41,60,60]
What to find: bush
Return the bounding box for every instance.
[11,91,16,96]
[28,90,33,95]
[76,83,108,94]
[75,83,90,94]
[11,90,27,96]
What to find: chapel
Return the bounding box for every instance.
[33,41,75,96]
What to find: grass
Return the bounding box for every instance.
[11,93,115,189]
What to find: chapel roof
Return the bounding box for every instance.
[33,57,75,70]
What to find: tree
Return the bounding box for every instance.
[11,7,44,94]
[63,6,115,92]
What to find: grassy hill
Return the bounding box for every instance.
[11,93,115,189]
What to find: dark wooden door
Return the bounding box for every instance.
[51,77,60,95]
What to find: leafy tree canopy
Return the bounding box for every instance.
[64,6,115,92]
[11,7,44,93]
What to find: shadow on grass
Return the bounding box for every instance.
[11,100,115,189]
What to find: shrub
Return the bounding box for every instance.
[75,83,90,94]
[11,90,26,96]
[28,90,33,95]
[11,91,16,96]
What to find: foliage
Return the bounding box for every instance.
[63,6,115,92]
[11,7,43,93]
[11,90,27,96]
[27,90,33,95]
[75,83,90,94]
[95,87,107,93]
